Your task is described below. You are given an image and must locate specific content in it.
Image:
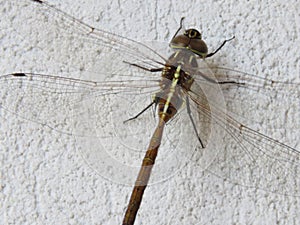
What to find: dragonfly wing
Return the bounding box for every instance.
[189,62,300,196]
[205,111,300,196]
[0,72,164,185]
[0,73,160,136]
[194,66,300,129]
[4,1,166,77]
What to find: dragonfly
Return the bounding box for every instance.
[1,0,299,224]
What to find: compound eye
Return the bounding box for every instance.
[188,29,201,39]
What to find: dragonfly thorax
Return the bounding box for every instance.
[155,49,197,122]
[162,50,197,90]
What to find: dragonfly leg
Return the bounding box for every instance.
[205,36,235,58]
[171,17,186,41]
[123,97,159,123]
[123,60,163,72]
[198,71,245,86]
[186,97,205,148]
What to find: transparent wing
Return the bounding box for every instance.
[0,72,204,185]
[187,61,300,196]
[0,72,160,135]
[4,0,167,76]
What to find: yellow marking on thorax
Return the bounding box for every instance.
[174,51,179,58]
[189,55,196,64]
[162,65,181,115]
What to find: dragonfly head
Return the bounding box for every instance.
[170,28,208,58]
